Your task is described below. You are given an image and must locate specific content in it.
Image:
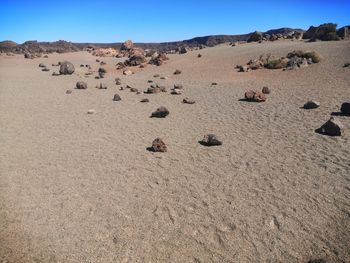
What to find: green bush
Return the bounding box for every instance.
[322,32,340,41]
[264,59,288,69]
[287,50,322,63]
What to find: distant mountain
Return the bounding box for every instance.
[0,27,304,54]
[0,40,17,48]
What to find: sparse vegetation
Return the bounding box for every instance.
[264,59,288,69]
[287,50,322,63]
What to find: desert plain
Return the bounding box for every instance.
[0,39,350,262]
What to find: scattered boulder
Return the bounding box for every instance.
[76,81,87,89]
[343,63,350,68]
[244,90,266,102]
[212,82,218,86]
[120,40,133,51]
[151,106,169,118]
[317,117,343,136]
[52,72,60,76]
[183,98,195,104]
[174,69,182,75]
[59,61,75,75]
[125,48,146,66]
[340,102,350,115]
[39,63,46,68]
[151,138,167,152]
[140,98,149,103]
[113,94,121,101]
[130,87,138,92]
[153,74,160,78]
[115,78,121,85]
[24,53,34,59]
[98,67,107,74]
[177,46,188,54]
[197,54,202,58]
[42,67,50,72]
[262,86,271,94]
[303,100,320,109]
[199,134,222,146]
[149,53,169,66]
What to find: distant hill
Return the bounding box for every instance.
[0,40,17,48]
[0,27,304,54]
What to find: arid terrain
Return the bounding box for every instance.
[0,39,350,262]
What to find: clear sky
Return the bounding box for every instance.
[0,0,349,44]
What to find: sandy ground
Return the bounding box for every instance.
[0,40,350,263]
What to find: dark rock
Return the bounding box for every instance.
[39,63,46,68]
[200,134,222,146]
[76,81,87,89]
[317,117,343,136]
[151,106,169,118]
[59,61,75,75]
[113,94,121,101]
[66,90,72,94]
[97,83,107,89]
[244,90,266,102]
[141,98,149,103]
[115,78,121,85]
[340,102,350,115]
[41,67,50,71]
[303,101,320,109]
[262,86,271,94]
[174,69,182,75]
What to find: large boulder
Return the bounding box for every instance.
[337,26,349,39]
[120,40,133,51]
[340,102,350,115]
[317,117,343,136]
[247,31,263,42]
[149,53,169,66]
[124,48,146,66]
[303,23,340,41]
[151,106,169,118]
[59,61,75,75]
[199,134,222,146]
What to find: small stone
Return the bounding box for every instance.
[151,138,167,152]
[59,61,75,75]
[197,54,202,58]
[340,102,350,115]
[183,98,195,104]
[262,86,271,94]
[87,109,95,114]
[174,84,183,89]
[113,94,121,101]
[115,78,121,85]
[317,117,343,136]
[211,82,218,86]
[151,106,169,118]
[39,63,46,68]
[174,69,182,75]
[141,98,149,103]
[76,81,87,89]
[123,69,133,75]
[153,74,160,78]
[130,87,138,92]
[171,89,182,95]
[42,67,50,71]
[66,90,72,94]
[52,72,60,76]
[303,100,320,109]
[200,134,222,146]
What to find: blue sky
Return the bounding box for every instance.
[0,0,349,43]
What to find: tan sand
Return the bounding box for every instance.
[0,40,350,263]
